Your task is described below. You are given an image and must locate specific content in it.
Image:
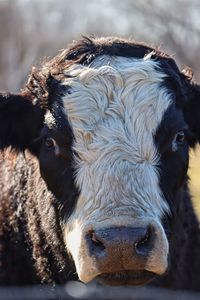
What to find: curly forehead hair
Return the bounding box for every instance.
[24,36,176,110]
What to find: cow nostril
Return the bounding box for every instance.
[135,226,152,256]
[87,231,106,257]
[91,232,105,248]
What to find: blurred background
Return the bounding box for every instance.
[0,0,200,212]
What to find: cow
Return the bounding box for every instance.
[0,36,200,290]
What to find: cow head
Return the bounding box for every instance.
[0,37,200,285]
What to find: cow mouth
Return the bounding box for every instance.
[96,270,156,286]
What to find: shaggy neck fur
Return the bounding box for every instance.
[0,152,76,285]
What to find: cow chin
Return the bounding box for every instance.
[96,270,156,286]
[64,218,169,285]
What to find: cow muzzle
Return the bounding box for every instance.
[65,221,169,285]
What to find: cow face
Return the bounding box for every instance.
[58,53,194,285]
[0,37,199,286]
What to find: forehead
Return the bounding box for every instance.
[61,55,172,143]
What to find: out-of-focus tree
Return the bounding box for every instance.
[0,0,200,92]
[111,0,200,76]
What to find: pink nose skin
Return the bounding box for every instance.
[85,226,155,281]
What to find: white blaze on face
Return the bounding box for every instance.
[62,55,171,281]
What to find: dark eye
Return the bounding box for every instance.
[172,131,186,151]
[175,131,185,143]
[44,137,55,149]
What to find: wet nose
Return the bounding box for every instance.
[86,226,154,271]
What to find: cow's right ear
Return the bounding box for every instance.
[182,81,200,147]
[0,93,44,153]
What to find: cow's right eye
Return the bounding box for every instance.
[175,131,185,144]
[44,137,55,149]
[172,131,186,152]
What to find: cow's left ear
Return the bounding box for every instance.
[181,72,200,146]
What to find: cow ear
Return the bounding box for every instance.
[0,93,44,153]
[182,78,200,146]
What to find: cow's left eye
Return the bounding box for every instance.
[172,131,185,151]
